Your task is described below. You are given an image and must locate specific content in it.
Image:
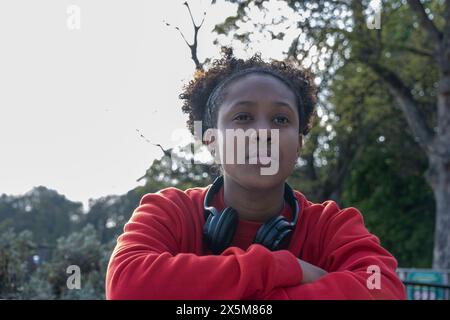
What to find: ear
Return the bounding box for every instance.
[205,138,216,155]
[204,129,220,163]
[203,128,216,152]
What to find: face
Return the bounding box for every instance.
[209,73,303,190]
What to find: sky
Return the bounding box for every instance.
[0,0,298,210]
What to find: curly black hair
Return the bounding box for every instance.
[179,47,317,141]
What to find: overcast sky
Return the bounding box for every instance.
[0,0,298,210]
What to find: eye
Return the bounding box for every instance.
[233,114,252,122]
[273,115,289,125]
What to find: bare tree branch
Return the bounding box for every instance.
[135,129,174,182]
[164,1,207,71]
[407,0,442,46]
[136,129,172,157]
[286,33,301,60]
[390,44,435,57]
[183,1,206,71]
[443,0,450,51]
[366,62,435,152]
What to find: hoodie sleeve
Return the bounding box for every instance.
[105,189,302,300]
[261,204,406,300]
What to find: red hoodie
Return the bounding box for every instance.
[105,183,406,300]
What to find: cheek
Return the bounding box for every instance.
[279,132,299,160]
[213,128,238,163]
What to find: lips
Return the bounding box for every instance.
[245,152,278,165]
[246,151,275,158]
[246,156,272,165]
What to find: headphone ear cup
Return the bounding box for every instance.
[270,226,293,251]
[208,207,238,254]
[203,207,219,247]
[254,215,293,251]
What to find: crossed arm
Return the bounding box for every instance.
[106,192,405,300]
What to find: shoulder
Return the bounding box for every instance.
[295,190,364,226]
[293,190,368,241]
[293,191,378,263]
[134,185,209,223]
[139,185,206,206]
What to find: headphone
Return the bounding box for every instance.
[203,175,300,255]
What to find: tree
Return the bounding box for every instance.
[212,0,450,269]
[0,229,36,299]
[0,186,84,246]
[331,61,435,267]
[34,224,113,299]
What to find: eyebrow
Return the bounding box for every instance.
[230,100,295,110]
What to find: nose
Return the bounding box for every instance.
[251,118,272,142]
[247,120,273,158]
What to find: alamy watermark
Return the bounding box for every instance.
[66,265,81,290]
[168,121,282,176]
[367,0,382,30]
[66,5,81,31]
[367,265,381,290]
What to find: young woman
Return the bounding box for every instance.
[105,48,406,300]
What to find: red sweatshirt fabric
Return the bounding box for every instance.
[105,183,406,300]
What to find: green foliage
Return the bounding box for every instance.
[0,224,116,300]
[0,187,84,245]
[0,229,36,299]
[342,130,435,267]
[0,148,212,299]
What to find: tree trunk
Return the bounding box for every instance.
[430,39,450,269]
[427,154,450,269]
[365,21,450,267]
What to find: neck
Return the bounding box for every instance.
[222,174,285,222]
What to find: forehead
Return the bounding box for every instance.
[222,73,297,106]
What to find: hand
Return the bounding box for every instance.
[297,258,327,284]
